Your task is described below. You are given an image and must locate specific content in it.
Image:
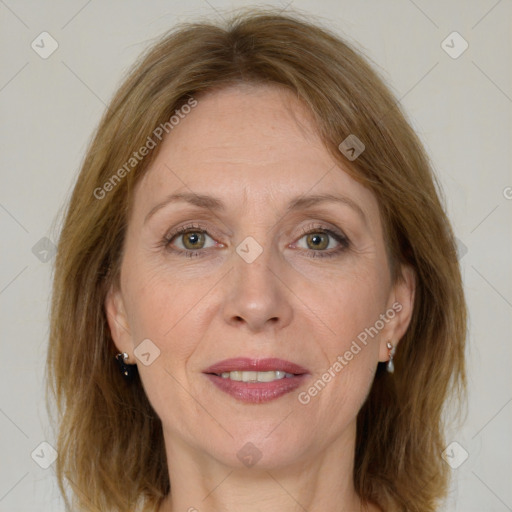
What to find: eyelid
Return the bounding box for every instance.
[164,222,219,241]
[164,223,221,246]
[295,222,349,244]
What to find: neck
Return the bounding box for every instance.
[158,421,374,512]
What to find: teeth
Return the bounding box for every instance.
[219,370,294,382]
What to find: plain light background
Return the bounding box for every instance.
[0,0,511,510]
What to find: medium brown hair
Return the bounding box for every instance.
[47,8,466,511]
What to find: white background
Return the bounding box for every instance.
[0,0,511,510]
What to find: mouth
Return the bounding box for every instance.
[203,358,309,403]
[213,370,296,382]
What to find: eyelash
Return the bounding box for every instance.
[161,223,350,259]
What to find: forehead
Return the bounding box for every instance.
[132,84,379,221]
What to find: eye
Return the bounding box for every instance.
[161,223,348,259]
[300,232,332,251]
[293,226,349,258]
[175,230,210,250]
[164,224,219,255]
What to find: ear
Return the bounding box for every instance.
[105,284,133,356]
[379,264,416,362]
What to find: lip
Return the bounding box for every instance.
[203,358,309,404]
[205,374,307,403]
[204,357,309,375]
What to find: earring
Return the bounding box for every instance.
[386,341,396,373]
[115,352,138,380]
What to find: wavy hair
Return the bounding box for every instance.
[46,8,466,511]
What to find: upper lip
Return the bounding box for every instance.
[204,358,309,375]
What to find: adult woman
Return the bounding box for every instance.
[47,9,466,512]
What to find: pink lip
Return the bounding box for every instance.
[203,358,309,404]
[204,357,308,375]
[205,374,307,403]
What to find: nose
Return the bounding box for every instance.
[221,245,294,333]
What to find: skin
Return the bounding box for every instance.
[106,83,415,512]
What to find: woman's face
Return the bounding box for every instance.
[106,84,414,470]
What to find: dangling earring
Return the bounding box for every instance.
[115,352,137,380]
[386,341,396,373]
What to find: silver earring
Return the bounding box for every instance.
[386,341,396,373]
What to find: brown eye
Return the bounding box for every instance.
[165,228,217,253]
[181,231,206,250]
[305,233,329,250]
[293,227,349,258]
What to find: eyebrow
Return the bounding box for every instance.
[144,191,367,225]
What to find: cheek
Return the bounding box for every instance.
[121,223,197,325]
[295,264,386,412]
[125,273,192,345]
[121,267,212,428]
[301,264,389,348]
[122,258,224,372]
[300,306,380,438]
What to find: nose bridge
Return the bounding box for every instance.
[222,235,293,331]
[235,241,275,293]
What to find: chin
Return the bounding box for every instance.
[204,426,315,471]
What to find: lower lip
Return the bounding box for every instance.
[205,374,307,403]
